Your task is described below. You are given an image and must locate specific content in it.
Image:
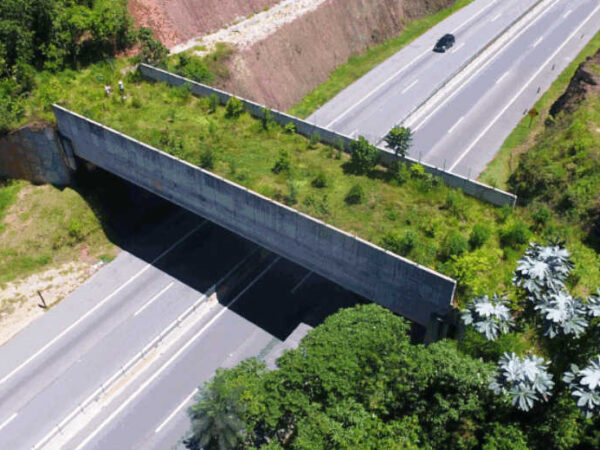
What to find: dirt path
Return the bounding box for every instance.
[171,0,327,55]
[0,261,105,347]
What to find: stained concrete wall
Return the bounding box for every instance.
[0,125,75,185]
[53,105,456,326]
[139,64,517,208]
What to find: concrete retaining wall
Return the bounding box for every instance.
[139,64,517,208]
[0,124,75,185]
[53,105,456,326]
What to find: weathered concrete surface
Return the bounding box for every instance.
[0,124,75,185]
[140,64,516,208]
[53,105,456,326]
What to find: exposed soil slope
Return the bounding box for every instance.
[222,0,454,110]
[550,49,600,117]
[129,0,280,48]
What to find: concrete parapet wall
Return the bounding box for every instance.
[53,105,456,326]
[0,124,75,185]
[139,64,517,208]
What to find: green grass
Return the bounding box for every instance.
[287,0,474,118]
[0,182,116,284]
[34,62,597,300]
[479,29,600,189]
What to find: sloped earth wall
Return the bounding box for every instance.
[222,0,455,110]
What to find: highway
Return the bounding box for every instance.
[0,202,362,449]
[310,0,600,178]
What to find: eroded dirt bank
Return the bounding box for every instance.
[222,0,455,110]
[129,0,280,48]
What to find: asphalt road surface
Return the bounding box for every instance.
[310,0,600,178]
[0,206,363,449]
[308,0,540,140]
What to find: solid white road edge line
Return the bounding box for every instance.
[133,282,174,317]
[32,249,259,450]
[324,0,498,129]
[407,0,560,132]
[291,271,313,294]
[0,222,207,386]
[448,2,600,172]
[73,257,281,450]
[0,413,17,433]
[154,388,198,434]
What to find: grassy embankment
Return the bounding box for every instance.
[479,29,600,189]
[0,180,116,284]
[29,60,597,302]
[287,0,474,118]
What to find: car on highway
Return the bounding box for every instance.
[433,34,455,53]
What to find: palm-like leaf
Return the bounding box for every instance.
[489,352,553,411]
[536,291,588,338]
[585,290,600,318]
[462,294,514,341]
[513,243,572,301]
[563,356,600,418]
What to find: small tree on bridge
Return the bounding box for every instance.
[384,126,412,158]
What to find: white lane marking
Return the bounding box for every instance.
[0,222,207,386]
[154,388,198,434]
[133,282,174,317]
[451,42,465,53]
[563,9,572,18]
[532,36,544,48]
[0,413,17,432]
[495,70,510,84]
[408,0,561,132]
[325,0,499,129]
[491,13,502,22]
[448,2,600,172]
[401,79,419,94]
[32,249,258,450]
[73,257,281,450]
[447,116,464,134]
[291,271,313,294]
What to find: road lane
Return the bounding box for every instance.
[63,259,364,450]
[0,218,258,449]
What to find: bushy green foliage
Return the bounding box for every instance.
[311,171,328,188]
[440,231,469,261]
[470,222,492,249]
[345,184,364,205]
[384,126,412,157]
[499,220,531,249]
[349,136,380,174]
[185,305,498,449]
[271,149,291,175]
[225,96,244,119]
[380,230,417,256]
[207,93,219,114]
[175,54,213,83]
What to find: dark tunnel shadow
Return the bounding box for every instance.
[70,161,426,344]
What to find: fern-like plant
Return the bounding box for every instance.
[563,355,600,418]
[462,294,513,341]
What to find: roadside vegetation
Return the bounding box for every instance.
[287,0,474,118]
[0,180,116,284]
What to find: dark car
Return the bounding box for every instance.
[433,34,455,53]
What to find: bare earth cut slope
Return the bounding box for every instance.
[129,0,280,47]
[222,0,454,110]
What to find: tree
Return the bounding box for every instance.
[462,294,514,341]
[137,27,168,66]
[489,352,554,412]
[384,126,412,158]
[535,290,588,338]
[349,136,379,174]
[563,355,600,418]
